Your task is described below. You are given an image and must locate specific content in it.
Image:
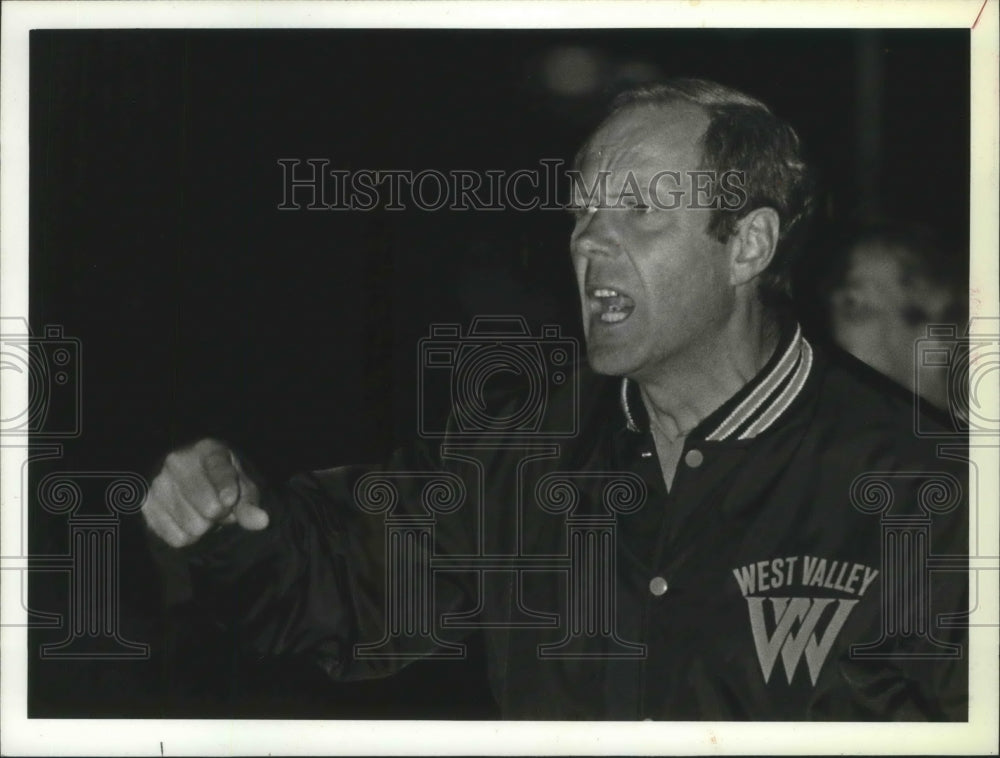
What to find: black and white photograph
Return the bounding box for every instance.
[1,1,997,754]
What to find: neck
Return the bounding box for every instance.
[638,302,781,442]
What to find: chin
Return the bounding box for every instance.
[585,343,635,378]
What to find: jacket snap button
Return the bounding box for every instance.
[649,576,669,596]
[684,449,704,468]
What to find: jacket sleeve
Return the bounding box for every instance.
[178,439,478,682]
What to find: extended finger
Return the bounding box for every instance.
[228,453,268,530]
[233,500,269,530]
[203,447,241,509]
[228,451,260,506]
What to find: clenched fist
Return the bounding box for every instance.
[141,438,269,547]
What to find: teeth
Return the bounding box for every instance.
[589,286,634,324]
[600,311,629,323]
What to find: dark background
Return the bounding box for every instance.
[27,28,969,718]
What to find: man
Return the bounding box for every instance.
[142,79,968,719]
[822,224,967,413]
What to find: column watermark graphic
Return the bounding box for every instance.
[32,471,150,659]
[847,316,1000,662]
[351,464,648,662]
[849,470,966,660]
[1,318,149,660]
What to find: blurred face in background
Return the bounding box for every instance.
[828,240,956,410]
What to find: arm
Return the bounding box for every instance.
[142,439,476,681]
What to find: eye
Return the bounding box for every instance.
[617,196,653,215]
[834,291,879,322]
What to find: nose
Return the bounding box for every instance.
[570,208,619,261]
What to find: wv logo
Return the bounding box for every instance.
[745,597,859,686]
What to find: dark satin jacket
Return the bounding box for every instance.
[181,322,968,720]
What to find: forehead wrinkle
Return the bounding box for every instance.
[580,104,710,185]
[578,140,687,196]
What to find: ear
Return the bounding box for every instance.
[728,207,780,287]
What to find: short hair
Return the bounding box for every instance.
[824,222,967,328]
[594,78,816,305]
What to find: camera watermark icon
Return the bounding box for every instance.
[0,318,81,439]
[849,471,966,661]
[417,316,578,440]
[914,317,999,438]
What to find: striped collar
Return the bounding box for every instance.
[620,323,814,442]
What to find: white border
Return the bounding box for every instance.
[2,1,998,755]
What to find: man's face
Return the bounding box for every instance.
[569,102,735,380]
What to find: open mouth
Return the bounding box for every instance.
[587,286,636,324]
